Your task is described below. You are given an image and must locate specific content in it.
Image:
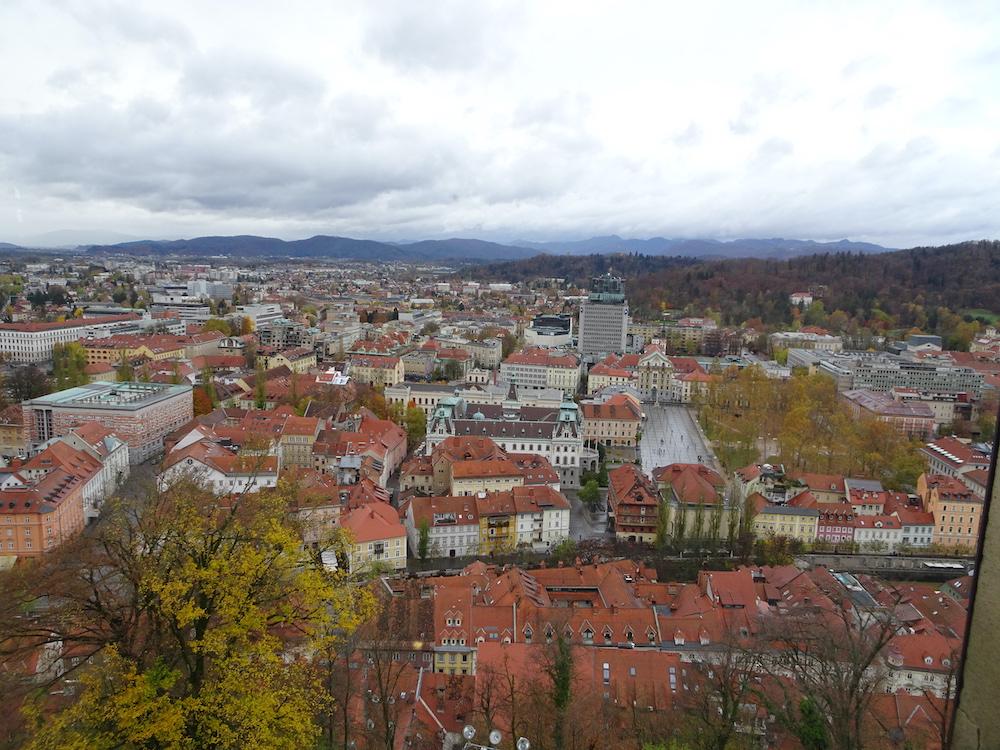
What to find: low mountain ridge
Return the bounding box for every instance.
[80,234,536,261]
[512,235,891,258]
[1,232,891,262]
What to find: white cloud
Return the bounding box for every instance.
[0,0,998,248]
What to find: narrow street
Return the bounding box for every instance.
[566,488,611,542]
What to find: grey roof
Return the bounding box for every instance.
[25,381,192,411]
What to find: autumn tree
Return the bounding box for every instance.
[254,362,268,409]
[202,317,233,336]
[356,385,389,420]
[115,353,134,382]
[403,405,427,450]
[201,366,218,406]
[193,387,214,415]
[52,341,89,389]
[0,479,375,750]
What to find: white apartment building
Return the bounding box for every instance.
[500,348,580,396]
[853,515,903,552]
[769,331,843,352]
[0,314,142,363]
[405,495,481,558]
[235,303,284,329]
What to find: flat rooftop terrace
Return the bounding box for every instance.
[26,381,192,410]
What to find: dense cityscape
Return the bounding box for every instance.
[0,243,994,749]
[3,2,1000,748]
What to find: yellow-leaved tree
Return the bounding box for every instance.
[2,478,375,750]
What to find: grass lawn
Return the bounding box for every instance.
[962,308,1000,324]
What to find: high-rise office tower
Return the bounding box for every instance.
[578,274,628,359]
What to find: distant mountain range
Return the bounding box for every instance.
[79,235,539,262]
[511,235,892,258]
[0,233,893,262]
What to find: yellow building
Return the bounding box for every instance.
[434,646,477,676]
[257,346,316,374]
[278,415,323,468]
[580,393,642,447]
[450,460,524,496]
[748,493,818,544]
[476,493,517,554]
[339,503,407,573]
[919,473,983,552]
[82,335,186,364]
[0,404,25,458]
[586,364,635,395]
[349,354,405,388]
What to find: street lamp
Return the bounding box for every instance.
[462,725,530,750]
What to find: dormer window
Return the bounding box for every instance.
[625,629,634,643]
[524,626,533,644]
[604,629,613,645]
[583,628,594,644]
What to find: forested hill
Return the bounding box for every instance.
[474,240,1000,332]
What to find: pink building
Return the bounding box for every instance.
[23,382,193,464]
[817,504,857,545]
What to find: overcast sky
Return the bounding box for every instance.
[1,1,999,247]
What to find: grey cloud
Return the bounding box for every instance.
[729,101,758,135]
[0,96,464,218]
[864,85,895,109]
[512,93,590,130]
[842,56,881,78]
[58,0,194,53]
[46,62,117,93]
[363,0,524,72]
[180,52,327,106]
[673,122,702,147]
[860,137,936,171]
[755,137,793,164]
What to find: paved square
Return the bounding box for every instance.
[639,404,720,478]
